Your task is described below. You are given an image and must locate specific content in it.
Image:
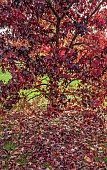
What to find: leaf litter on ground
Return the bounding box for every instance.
[0,105,107,169]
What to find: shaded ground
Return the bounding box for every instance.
[0,106,107,170]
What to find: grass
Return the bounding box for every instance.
[0,67,12,84]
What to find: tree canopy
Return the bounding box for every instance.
[0,0,107,112]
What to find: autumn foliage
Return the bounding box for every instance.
[0,0,107,113]
[0,1,107,169]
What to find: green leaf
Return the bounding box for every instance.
[0,116,2,123]
[4,142,16,150]
[103,157,107,163]
[94,157,99,162]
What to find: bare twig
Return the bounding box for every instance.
[69,32,78,48]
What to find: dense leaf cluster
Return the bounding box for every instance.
[0,0,107,111]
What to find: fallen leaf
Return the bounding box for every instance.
[84,155,92,163]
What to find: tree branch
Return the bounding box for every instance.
[86,0,105,21]
[22,83,49,97]
[45,0,61,46]
[60,1,76,20]
[27,89,49,102]
[69,32,78,48]
[27,93,42,102]
[56,18,61,46]
[45,0,59,18]
[68,0,105,50]
[63,78,80,94]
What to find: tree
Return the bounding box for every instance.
[0,0,107,113]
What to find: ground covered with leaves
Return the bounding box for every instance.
[0,105,107,170]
